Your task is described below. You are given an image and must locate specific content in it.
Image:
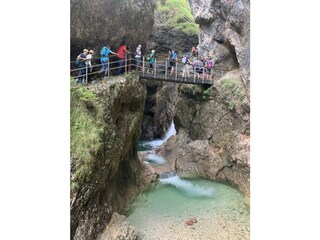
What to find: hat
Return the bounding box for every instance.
[151,49,155,53]
[138,44,142,48]
[83,49,89,53]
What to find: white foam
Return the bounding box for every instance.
[140,121,176,149]
[160,175,215,198]
[146,154,166,165]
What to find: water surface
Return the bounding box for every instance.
[126,175,249,240]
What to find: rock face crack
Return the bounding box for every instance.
[215,162,234,178]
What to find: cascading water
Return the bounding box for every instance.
[139,121,176,150]
[145,154,166,165]
[159,175,215,198]
[132,121,249,239]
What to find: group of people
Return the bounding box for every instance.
[75,43,133,83]
[181,49,215,81]
[75,44,214,84]
[145,46,214,81]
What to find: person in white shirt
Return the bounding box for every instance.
[135,44,142,70]
[86,50,95,83]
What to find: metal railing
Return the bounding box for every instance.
[70,54,228,86]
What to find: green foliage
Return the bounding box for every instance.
[221,79,236,92]
[202,87,215,101]
[227,101,236,110]
[70,85,104,191]
[74,87,98,102]
[235,90,246,101]
[156,0,199,35]
[124,72,136,81]
[220,78,247,111]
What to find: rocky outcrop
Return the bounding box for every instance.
[140,80,177,140]
[149,3,199,53]
[70,0,155,59]
[70,75,157,240]
[157,70,250,197]
[97,213,137,240]
[190,0,250,86]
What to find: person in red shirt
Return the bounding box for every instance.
[117,44,131,74]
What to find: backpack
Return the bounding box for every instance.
[207,60,213,69]
[170,52,177,61]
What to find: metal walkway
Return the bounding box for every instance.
[70,54,221,85]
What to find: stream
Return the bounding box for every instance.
[127,122,249,239]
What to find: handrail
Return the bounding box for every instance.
[70,55,227,85]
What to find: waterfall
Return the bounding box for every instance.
[139,121,176,150]
[160,175,215,198]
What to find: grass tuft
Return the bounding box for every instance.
[156,0,199,36]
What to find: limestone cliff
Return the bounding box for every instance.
[157,70,250,198]
[190,0,250,86]
[70,0,155,59]
[149,0,199,53]
[70,75,157,240]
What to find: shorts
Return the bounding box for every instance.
[170,60,176,67]
[207,68,212,74]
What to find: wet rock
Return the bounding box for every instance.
[97,212,137,240]
[185,218,198,226]
[140,80,178,140]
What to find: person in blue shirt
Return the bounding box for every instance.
[149,50,156,73]
[98,45,117,76]
[168,50,177,76]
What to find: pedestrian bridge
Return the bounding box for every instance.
[70,54,226,85]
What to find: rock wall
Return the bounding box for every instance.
[158,70,250,197]
[140,80,177,140]
[70,75,157,240]
[189,0,250,85]
[70,0,155,59]
[149,3,199,53]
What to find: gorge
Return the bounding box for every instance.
[70,0,250,239]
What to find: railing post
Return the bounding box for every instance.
[202,66,205,83]
[85,64,88,85]
[154,58,157,78]
[165,60,168,80]
[125,54,127,74]
[107,59,110,77]
[175,61,177,81]
[193,65,196,83]
[143,56,145,77]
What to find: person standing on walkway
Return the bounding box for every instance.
[191,46,198,58]
[182,53,192,78]
[117,44,131,75]
[149,50,156,73]
[76,49,88,83]
[168,50,177,76]
[86,50,95,83]
[98,45,117,77]
[205,57,214,81]
[135,44,142,71]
